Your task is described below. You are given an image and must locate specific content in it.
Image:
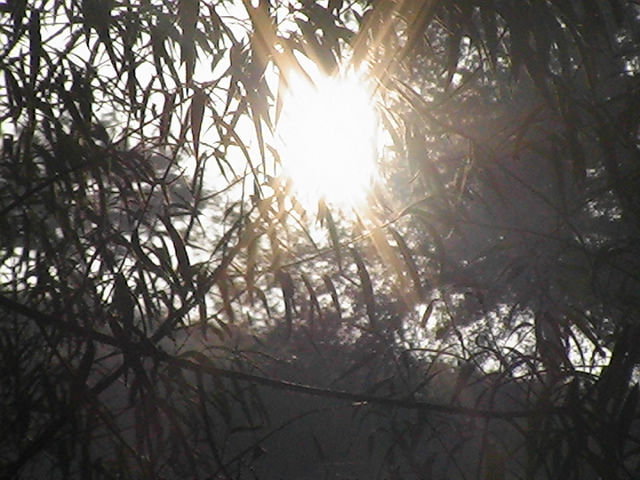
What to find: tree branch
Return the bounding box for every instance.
[0,293,569,420]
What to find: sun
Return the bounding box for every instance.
[275,67,379,212]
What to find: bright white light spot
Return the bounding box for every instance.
[276,68,379,212]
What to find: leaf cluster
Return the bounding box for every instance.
[2,1,640,479]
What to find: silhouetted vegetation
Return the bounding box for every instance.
[2,1,640,479]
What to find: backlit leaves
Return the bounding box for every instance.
[352,247,376,328]
[2,1,640,479]
[190,86,207,159]
[179,0,200,84]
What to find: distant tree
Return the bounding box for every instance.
[1,1,640,479]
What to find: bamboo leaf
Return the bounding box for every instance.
[159,91,176,144]
[245,226,258,302]
[190,87,207,159]
[160,214,192,285]
[113,272,134,332]
[217,271,236,323]
[352,248,376,328]
[420,299,438,329]
[28,9,41,86]
[277,270,295,338]
[389,227,423,300]
[322,202,342,270]
[323,274,342,321]
[301,272,322,323]
[179,0,200,83]
[254,287,271,321]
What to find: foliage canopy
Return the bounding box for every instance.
[2,0,640,479]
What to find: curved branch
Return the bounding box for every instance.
[0,293,569,420]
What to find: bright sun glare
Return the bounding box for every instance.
[276,68,379,212]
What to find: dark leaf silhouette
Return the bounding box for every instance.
[2,1,640,479]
